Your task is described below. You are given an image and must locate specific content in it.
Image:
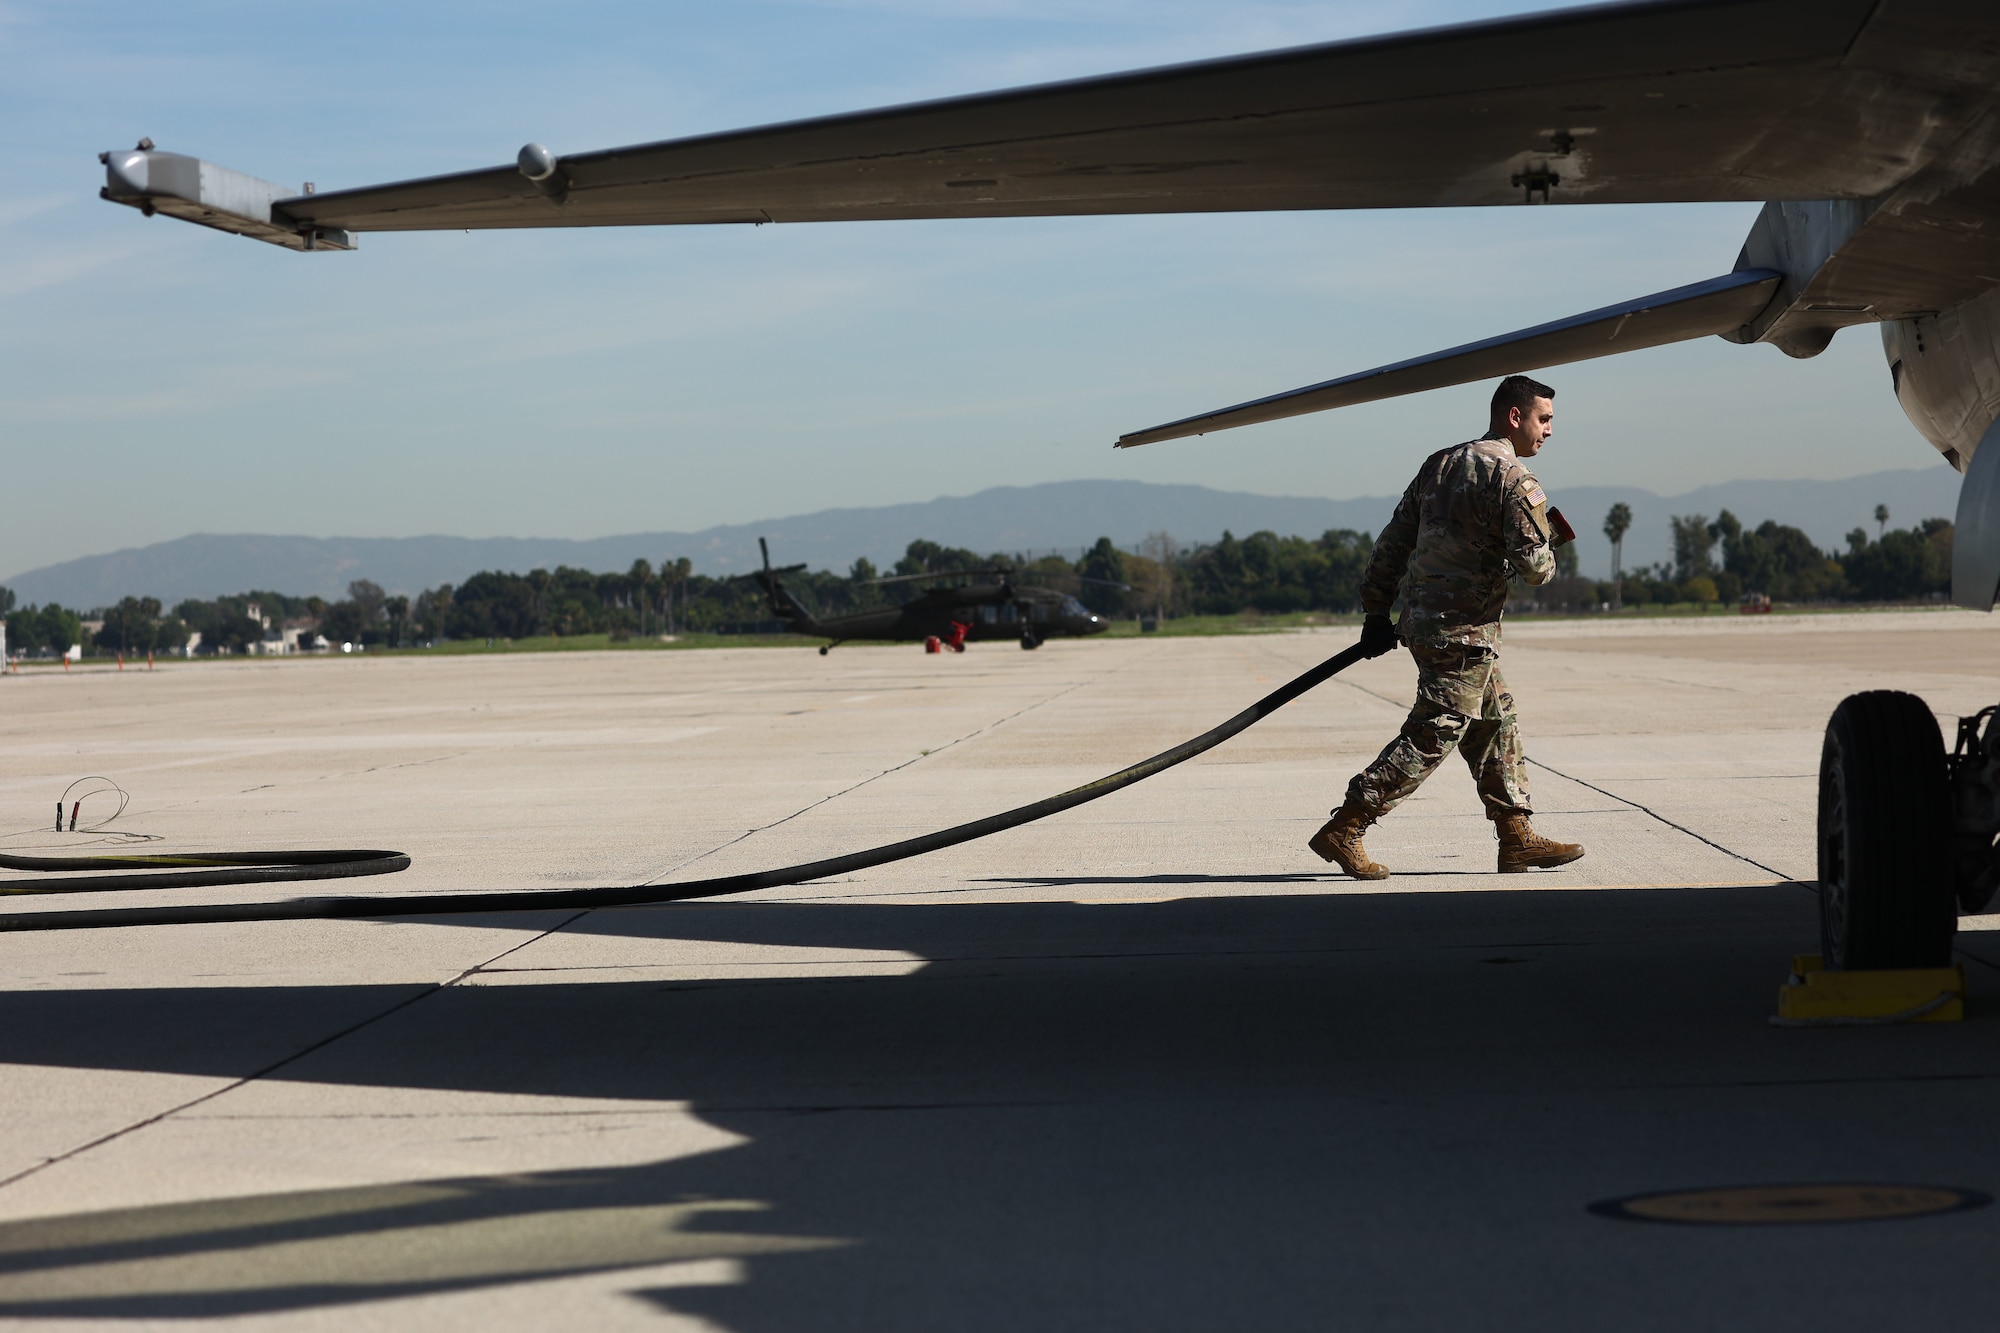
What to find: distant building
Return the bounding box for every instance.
[243,616,325,655]
[282,618,325,653]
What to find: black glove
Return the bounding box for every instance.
[1359,613,1399,659]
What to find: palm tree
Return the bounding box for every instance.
[526,568,553,636]
[661,556,692,634]
[629,558,655,637]
[1603,502,1633,609]
[1875,503,1890,540]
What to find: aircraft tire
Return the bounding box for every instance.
[1818,690,1956,969]
[1019,633,1041,650]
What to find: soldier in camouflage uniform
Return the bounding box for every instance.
[1309,374,1586,879]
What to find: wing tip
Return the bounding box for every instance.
[1117,421,1212,449]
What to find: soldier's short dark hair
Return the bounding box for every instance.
[1491,374,1555,419]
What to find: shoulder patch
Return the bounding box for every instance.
[1521,481,1546,508]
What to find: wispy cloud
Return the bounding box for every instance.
[0,232,171,299]
[4,362,343,421]
[0,193,70,228]
[776,0,1509,89]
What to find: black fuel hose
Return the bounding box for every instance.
[0,849,411,895]
[0,640,1367,933]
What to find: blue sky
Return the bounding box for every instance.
[0,0,1930,579]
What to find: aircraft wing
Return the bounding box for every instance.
[1115,269,1783,447]
[128,0,1991,241]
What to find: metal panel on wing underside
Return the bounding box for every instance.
[1115,269,1783,447]
[270,0,1978,234]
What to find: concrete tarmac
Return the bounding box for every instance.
[2,611,1998,1328]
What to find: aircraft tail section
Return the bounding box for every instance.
[762,579,817,626]
[752,538,817,627]
[1115,269,1782,448]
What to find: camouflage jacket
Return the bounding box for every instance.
[1359,435,1557,649]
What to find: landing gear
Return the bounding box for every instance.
[819,645,830,656]
[1818,691,1956,969]
[1019,632,1042,650]
[1951,706,2000,915]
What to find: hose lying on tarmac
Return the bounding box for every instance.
[0,640,1369,933]
[0,849,412,896]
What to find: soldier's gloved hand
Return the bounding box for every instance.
[1359,613,1399,659]
[1547,506,1577,548]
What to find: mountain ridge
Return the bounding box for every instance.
[2,472,1961,608]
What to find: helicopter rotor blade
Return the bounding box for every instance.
[739,538,807,583]
[1006,570,1132,593]
[729,560,805,583]
[864,568,1009,587]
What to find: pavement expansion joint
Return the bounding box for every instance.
[630,660,1121,889]
[0,982,441,1194]
[0,909,597,1196]
[1525,756,1790,878]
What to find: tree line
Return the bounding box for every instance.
[0,533,1376,654]
[1574,504,1953,610]
[1,588,327,657]
[410,532,1385,640]
[0,510,1961,657]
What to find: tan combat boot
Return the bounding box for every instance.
[1493,814,1585,872]
[1309,802,1391,880]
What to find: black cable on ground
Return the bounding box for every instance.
[0,640,1368,933]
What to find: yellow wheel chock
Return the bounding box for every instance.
[1773,955,1964,1026]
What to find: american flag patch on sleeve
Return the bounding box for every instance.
[1522,481,1546,508]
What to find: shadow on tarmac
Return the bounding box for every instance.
[972,870,1495,887]
[2,886,1999,1327]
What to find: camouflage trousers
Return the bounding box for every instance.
[1343,640,1532,820]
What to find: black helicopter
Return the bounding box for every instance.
[744,539,1117,654]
